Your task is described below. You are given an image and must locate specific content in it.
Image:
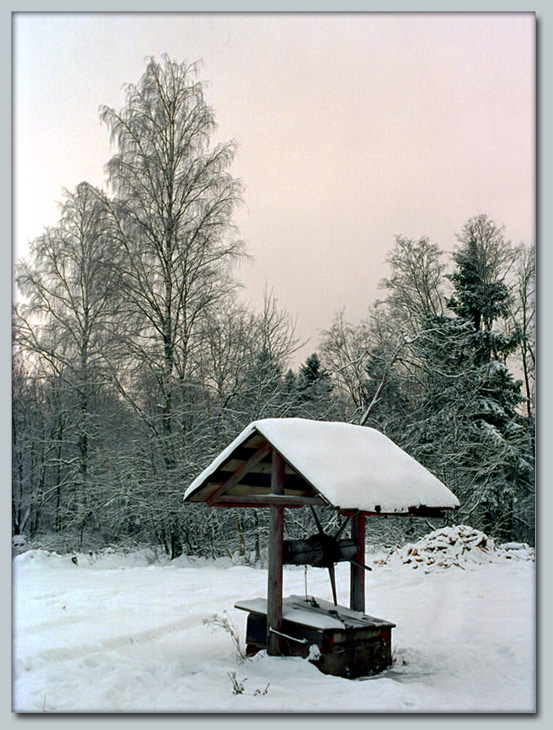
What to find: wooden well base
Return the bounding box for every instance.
[235,595,395,679]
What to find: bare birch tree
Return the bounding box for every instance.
[507,244,535,421]
[98,56,244,556]
[99,56,243,454]
[14,182,121,545]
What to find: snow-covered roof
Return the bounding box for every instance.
[183,418,459,514]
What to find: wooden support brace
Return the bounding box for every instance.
[350,513,366,613]
[267,449,285,656]
[207,442,272,504]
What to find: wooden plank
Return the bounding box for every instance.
[217,460,274,475]
[271,449,285,493]
[267,450,285,656]
[208,434,268,459]
[407,505,450,517]
[339,507,453,518]
[207,471,310,492]
[207,442,272,504]
[350,513,365,613]
[211,494,325,507]
[219,443,274,463]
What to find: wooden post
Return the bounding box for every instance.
[350,513,366,613]
[267,449,285,655]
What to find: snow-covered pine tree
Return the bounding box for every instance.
[355,220,534,543]
[440,215,533,541]
[297,353,333,412]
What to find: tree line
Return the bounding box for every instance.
[12,56,535,559]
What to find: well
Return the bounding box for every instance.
[183,418,459,677]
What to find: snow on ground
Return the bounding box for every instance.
[12,528,535,713]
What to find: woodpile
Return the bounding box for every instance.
[376,525,535,572]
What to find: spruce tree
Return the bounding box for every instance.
[443,215,531,541]
[296,353,337,420]
[297,354,330,396]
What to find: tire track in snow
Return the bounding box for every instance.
[22,612,92,634]
[19,615,196,667]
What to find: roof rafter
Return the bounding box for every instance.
[207,442,273,505]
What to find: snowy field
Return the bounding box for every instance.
[12,527,535,714]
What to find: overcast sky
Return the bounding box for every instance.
[13,12,535,365]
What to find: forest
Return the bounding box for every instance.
[12,56,535,560]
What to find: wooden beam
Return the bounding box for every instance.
[407,506,450,518]
[350,513,366,613]
[211,494,325,508]
[267,449,285,656]
[207,471,309,491]
[207,442,272,504]
[339,507,453,518]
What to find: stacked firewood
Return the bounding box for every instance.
[375,525,535,572]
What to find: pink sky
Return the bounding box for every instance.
[13,12,535,365]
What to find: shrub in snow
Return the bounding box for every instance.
[204,612,247,663]
[376,525,535,573]
[227,672,270,697]
[227,671,247,695]
[253,683,270,696]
